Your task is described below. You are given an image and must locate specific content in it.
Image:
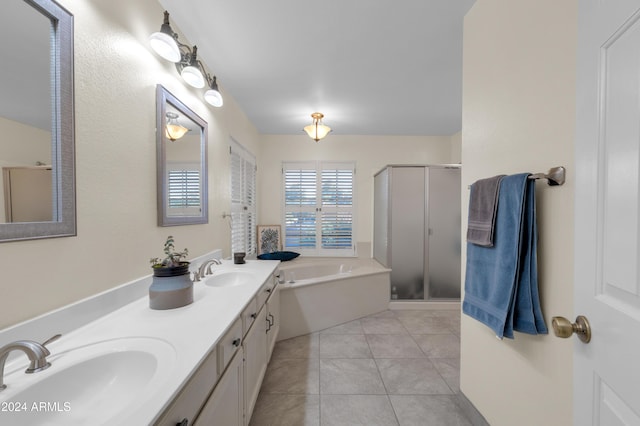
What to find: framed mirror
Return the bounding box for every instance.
[156,85,208,226]
[0,0,75,242]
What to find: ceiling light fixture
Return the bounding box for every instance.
[303,112,332,142]
[165,112,190,141]
[150,11,224,107]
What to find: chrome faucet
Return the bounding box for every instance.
[194,258,222,281]
[0,340,52,391]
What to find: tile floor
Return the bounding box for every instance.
[249,309,472,426]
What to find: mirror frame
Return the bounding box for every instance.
[0,0,75,242]
[156,85,208,226]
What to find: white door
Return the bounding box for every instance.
[575,1,640,424]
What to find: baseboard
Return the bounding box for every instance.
[457,390,490,426]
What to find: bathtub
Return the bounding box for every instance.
[276,257,391,340]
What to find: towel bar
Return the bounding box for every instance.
[527,166,565,186]
[468,166,566,189]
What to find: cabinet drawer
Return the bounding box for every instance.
[218,317,242,373]
[256,278,275,308]
[154,348,218,425]
[241,298,258,337]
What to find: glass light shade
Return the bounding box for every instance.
[165,123,190,141]
[149,32,181,62]
[204,88,223,107]
[304,123,331,141]
[181,65,205,88]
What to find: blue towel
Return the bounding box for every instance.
[462,173,548,339]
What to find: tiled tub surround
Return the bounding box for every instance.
[0,251,279,425]
[249,309,470,426]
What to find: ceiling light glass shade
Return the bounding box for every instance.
[165,112,190,141]
[149,31,181,62]
[181,65,205,88]
[304,112,332,141]
[204,89,223,107]
[165,123,190,141]
[204,76,223,107]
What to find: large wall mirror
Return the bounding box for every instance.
[0,0,75,242]
[156,85,208,226]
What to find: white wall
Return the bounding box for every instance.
[460,1,576,425]
[257,134,455,251]
[0,0,259,328]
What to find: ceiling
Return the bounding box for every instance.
[157,0,476,137]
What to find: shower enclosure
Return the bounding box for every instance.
[373,165,461,301]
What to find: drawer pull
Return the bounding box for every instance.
[265,288,272,293]
[250,313,257,319]
[177,418,189,426]
[232,338,241,347]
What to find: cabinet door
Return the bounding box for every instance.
[195,348,244,426]
[266,284,280,361]
[243,306,268,425]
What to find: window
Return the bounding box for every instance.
[283,161,356,256]
[166,162,202,217]
[230,139,257,254]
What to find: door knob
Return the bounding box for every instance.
[551,315,591,343]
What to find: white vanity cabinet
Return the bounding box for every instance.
[155,271,280,426]
[266,282,280,361]
[243,306,268,422]
[195,347,244,426]
[154,348,218,426]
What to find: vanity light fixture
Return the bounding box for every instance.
[165,112,190,141]
[303,112,332,142]
[150,11,224,107]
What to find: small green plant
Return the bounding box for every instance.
[150,235,189,268]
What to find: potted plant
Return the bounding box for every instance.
[148,236,193,310]
[150,235,190,277]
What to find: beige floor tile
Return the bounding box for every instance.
[321,395,399,426]
[389,395,471,426]
[249,393,320,426]
[397,315,452,334]
[272,332,319,359]
[320,319,365,335]
[413,334,460,358]
[320,334,372,358]
[361,317,408,334]
[366,334,426,359]
[261,358,319,394]
[376,358,452,395]
[320,358,386,395]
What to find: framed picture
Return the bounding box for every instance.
[257,225,281,254]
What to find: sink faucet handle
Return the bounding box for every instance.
[42,334,62,347]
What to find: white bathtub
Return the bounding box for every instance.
[276,257,391,340]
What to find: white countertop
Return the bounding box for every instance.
[0,258,280,425]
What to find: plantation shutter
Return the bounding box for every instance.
[230,139,257,254]
[166,163,202,216]
[283,161,356,256]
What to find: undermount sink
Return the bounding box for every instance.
[0,337,176,424]
[203,270,257,287]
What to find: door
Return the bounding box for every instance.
[575,1,640,424]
